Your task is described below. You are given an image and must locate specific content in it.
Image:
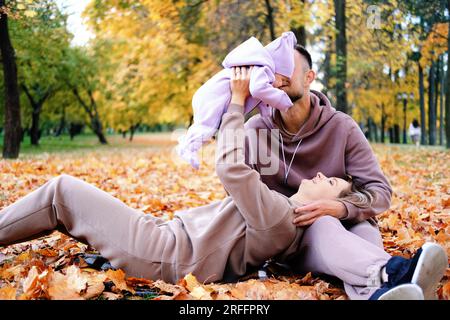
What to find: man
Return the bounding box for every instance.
[245,45,392,226]
[243,45,394,299]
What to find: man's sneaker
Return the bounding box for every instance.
[375,242,448,300]
[411,242,448,299]
[375,283,424,300]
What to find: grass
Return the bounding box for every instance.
[0,132,447,158]
[0,132,177,157]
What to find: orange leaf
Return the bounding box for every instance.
[106,269,135,293]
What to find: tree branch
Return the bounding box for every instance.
[21,84,36,107]
[72,87,93,117]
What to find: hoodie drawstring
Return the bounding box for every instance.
[279,133,302,185]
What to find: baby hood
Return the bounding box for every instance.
[265,31,297,78]
[222,36,275,72]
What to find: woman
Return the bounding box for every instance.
[0,67,446,300]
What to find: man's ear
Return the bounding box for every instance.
[305,69,316,86]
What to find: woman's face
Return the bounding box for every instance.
[298,172,351,201]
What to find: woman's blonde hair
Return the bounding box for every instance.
[337,176,376,208]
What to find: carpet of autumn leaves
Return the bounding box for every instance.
[0,141,449,300]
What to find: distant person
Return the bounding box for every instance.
[408,119,421,147]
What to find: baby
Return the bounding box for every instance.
[177,32,297,169]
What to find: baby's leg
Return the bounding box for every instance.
[0,174,170,279]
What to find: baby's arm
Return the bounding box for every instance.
[249,67,293,111]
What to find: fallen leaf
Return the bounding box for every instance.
[0,285,16,300]
[105,269,135,293]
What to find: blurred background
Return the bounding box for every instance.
[0,0,449,158]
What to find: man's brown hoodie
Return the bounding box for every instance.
[243,90,392,224]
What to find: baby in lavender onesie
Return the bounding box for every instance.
[176,32,297,169]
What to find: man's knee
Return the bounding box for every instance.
[309,215,341,232]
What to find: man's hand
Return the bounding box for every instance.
[292,199,347,227]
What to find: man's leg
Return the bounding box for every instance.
[292,216,391,300]
[0,174,170,280]
[346,218,384,249]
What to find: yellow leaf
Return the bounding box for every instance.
[24,10,37,18]
[189,286,212,300]
[183,273,201,291]
[0,285,16,300]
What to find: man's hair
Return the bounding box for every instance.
[294,44,312,70]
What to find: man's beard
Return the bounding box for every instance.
[288,91,303,103]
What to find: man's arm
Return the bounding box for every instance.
[338,120,393,224]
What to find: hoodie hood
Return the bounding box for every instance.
[265,31,297,78]
[222,37,275,72]
[261,90,337,142]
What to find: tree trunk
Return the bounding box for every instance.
[30,111,40,145]
[322,35,332,98]
[292,26,306,47]
[373,123,379,142]
[91,116,107,144]
[264,0,275,41]
[366,118,372,141]
[381,103,386,143]
[402,98,407,144]
[394,124,400,144]
[55,103,66,137]
[0,0,22,158]
[388,127,394,143]
[22,85,50,146]
[428,61,437,145]
[418,63,427,145]
[72,87,108,144]
[291,0,306,46]
[129,123,140,142]
[439,55,444,145]
[446,5,450,149]
[435,57,440,145]
[334,0,348,114]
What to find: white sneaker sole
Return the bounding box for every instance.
[378,283,424,300]
[411,242,448,300]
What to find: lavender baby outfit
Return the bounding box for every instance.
[176,32,297,169]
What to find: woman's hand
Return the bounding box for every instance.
[230,66,253,106]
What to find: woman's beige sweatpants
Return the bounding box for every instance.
[0,174,171,280]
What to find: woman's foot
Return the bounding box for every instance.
[375,283,424,300]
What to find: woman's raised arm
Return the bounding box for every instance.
[215,67,291,230]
